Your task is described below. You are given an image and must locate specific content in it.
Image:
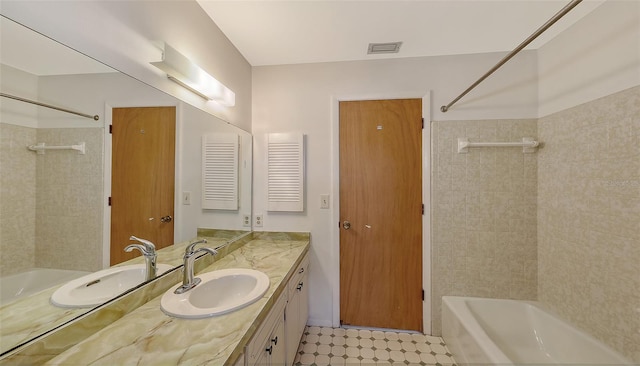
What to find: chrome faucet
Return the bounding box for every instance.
[124,236,157,281]
[174,239,218,294]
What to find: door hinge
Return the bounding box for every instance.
[422,289,425,301]
[108,197,112,206]
[421,118,424,129]
[422,204,424,215]
[109,125,113,134]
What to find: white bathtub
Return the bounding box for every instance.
[0,268,89,306]
[442,296,633,365]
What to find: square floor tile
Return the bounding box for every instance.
[293,326,457,366]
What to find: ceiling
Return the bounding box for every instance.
[197,0,605,66]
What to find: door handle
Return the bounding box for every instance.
[160,215,172,223]
[342,221,351,230]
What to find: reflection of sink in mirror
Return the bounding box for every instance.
[51,264,173,308]
[161,268,269,319]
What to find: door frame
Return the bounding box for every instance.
[330,92,432,333]
[102,101,180,268]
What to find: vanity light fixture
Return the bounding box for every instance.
[151,42,235,106]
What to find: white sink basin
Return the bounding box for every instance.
[161,268,270,319]
[50,264,172,308]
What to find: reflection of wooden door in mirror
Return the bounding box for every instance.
[110,107,176,265]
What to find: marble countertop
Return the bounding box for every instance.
[0,234,233,355]
[45,233,310,365]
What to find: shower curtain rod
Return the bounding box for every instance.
[440,0,583,113]
[0,93,100,121]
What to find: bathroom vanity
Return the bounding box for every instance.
[246,253,309,366]
[0,232,310,365]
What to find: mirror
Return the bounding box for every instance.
[0,16,252,354]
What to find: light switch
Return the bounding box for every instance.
[320,194,330,209]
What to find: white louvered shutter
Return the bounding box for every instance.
[202,133,239,210]
[267,133,304,212]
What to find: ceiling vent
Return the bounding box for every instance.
[367,42,402,55]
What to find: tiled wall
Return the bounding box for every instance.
[35,128,103,272]
[431,119,538,335]
[537,85,640,361]
[0,123,37,276]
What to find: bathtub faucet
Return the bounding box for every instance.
[174,239,218,294]
[124,236,157,281]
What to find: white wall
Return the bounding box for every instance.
[538,0,640,117]
[0,0,252,131]
[177,105,253,241]
[252,52,538,326]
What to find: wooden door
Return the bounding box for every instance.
[339,99,423,331]
[110,107,176,265]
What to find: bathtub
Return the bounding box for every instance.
[0,268,89,306]
[442,296,633,365]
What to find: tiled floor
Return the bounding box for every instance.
[294,326,457,365]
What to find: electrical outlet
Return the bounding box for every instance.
[255,214,263,227]
[182,191,191,205]
[320,194,330,209]
[242,214,251,227]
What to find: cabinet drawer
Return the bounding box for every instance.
[288,254,310,296]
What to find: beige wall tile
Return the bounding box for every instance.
[538,85,640,362]
[0,123,36,275]
[34,128,103,272]
[430,118,538,335]
[1,125,102,275]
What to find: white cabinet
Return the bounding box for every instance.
[246,253,309,366]
[285,255,310,365]
[246,291,287,366]
[268,314,286,365]
[253,316,285,366]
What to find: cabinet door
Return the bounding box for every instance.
[298,273,309,342]
[247,289,287,366]
[254,344,268,366]
[254,320,284,366]
[270,316,286,366]
[285,291,300,365]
